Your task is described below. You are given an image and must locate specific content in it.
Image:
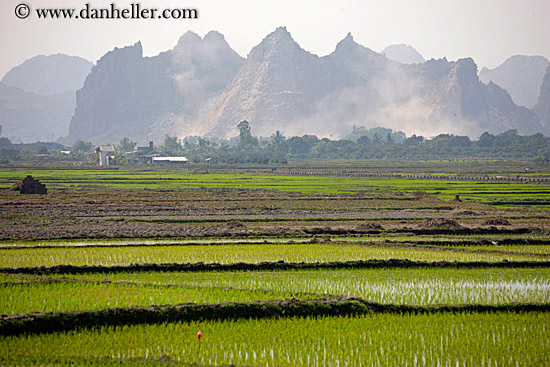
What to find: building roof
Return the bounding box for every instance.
[99,145,115,152]
[152,156,188,162]
[144,151,161,158]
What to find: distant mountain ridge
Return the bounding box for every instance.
[202,28,543,139]
[1,54,92,96]
[479,55,549,108]
[0,54,91,142]
[382,44,426,64]
[66,27,546,144]
[0,82,74,142]
[3,28,547,145]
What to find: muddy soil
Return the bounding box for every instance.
[0,188,547,240]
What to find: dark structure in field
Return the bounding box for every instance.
[13,175,47,194]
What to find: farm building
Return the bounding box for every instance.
[98,145,115,166]
[134,142,162,163]
[136,141,154,156]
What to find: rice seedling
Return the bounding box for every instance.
[74,267,550,307]
[2,313,548,366]
[0,278,312,315]
[0,242,543,269]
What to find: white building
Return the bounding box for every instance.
[98,145,115,166]
[152,156,188,164]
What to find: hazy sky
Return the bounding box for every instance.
[1,0,549,78]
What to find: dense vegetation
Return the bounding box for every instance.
[165,124,550,163]
[2,123,550,164]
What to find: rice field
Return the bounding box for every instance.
[2,233,549,249]
[0,169,549,207]
[1,267,547,317]
[1,164,549,365]
[0,279,314,316]
[1,242,547,269]
[2,313,549,366]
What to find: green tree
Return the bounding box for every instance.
[118,137,137,153]
[357,135,371,145]
[270,130,287,152]
[161,135,184,156]
[535,155,549,164]
[37,145,48,154]
[72,140,93,152]
[237,120,258,150]
[403,134,424,146]
[0,137,12,149]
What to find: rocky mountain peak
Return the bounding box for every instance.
[203,30,228,44]
[174,31,202,51]
[453,58,479,85]
[382,44,425,64]
[1,54,92,96]
[479,55,549,108]
[332,32,379,57]
[171,30,245,93]
[449,58,484,118]
[271,26,292,39]
[333,33,365,55]
[173,30,238,58]
[248,26,310,63]
[262,26,296,47]
[96,41,142,69]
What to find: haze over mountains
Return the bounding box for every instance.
[0,55,92,142]
[0,82,75,142]
[2,55,92,96]
[200,29,542,140]
[381,44,426,65]
[2,28,550,144]
[480,55,549,109]
[68,31,244,144]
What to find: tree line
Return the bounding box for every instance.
[1,121,549,164]
[159,122,550,164]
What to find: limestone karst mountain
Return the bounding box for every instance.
[204,27,329,138]
[0,82,75,142]
[202,28,544,139]
[1,54,92,96]
[65,28,547,144]
[533,65,550,128]
[0,54,91,142]
[67,31,244,145]
[479,55,549,109]
[382,44,426,65]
